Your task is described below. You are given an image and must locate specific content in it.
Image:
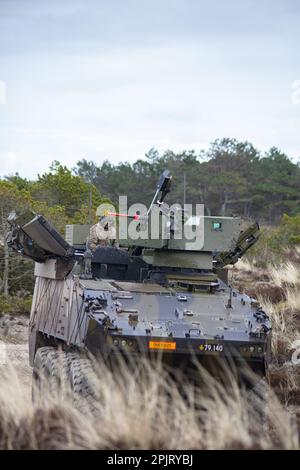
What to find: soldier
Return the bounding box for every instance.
[88,206,118,251]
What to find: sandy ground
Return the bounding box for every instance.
[0,314,31,402]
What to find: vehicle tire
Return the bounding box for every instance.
[44,349,70,396]
[32,346,57,402]
[69,354,99,413]
[33,348,99,413]
[248,377,269,424]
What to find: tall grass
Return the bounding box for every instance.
[235,259,300,410]
[0,260,300,449]
[0,356,299,449]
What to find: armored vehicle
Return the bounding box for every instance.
[6,170,271,398]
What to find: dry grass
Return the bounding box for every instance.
[234,259,300,409]
[0,358,299,450]
[0,260,300,450]
[270,262,300,288]
[232,261,285,304]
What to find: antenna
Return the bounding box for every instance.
[226,265,235,308]
[147,170,172,216]
[88,182,93,226]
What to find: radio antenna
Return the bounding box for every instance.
[147,169,172,216]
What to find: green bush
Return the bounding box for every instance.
[246,214,300,267]
[0,295,32,316]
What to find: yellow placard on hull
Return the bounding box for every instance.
[149,341,176,350]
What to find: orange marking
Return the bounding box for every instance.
[149,341,176,350]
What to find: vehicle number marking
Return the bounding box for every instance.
[199,343,223,352]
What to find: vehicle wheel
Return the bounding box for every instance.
[69,354,99,413]
[33,348,99,413]
[44,349,70,396]
[248,377,269,424]
[32,346,57,402]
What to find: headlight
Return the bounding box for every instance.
[109,336,137,352]
[240,345,264,355]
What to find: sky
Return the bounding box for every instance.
[0,0,300,179]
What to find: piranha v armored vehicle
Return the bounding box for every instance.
[7,170,271,397]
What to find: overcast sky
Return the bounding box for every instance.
[0,0,299,178]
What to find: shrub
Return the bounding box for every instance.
[0,295,32,316]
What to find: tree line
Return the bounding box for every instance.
[75,138,300,224]
[1,137,300,296]
[0,161,109,296]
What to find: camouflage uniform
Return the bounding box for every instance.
[88,221,117,251]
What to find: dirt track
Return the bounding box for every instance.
[0,314,31,402]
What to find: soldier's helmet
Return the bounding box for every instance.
[96,203,115,220]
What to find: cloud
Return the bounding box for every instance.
[0,80,6,104]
